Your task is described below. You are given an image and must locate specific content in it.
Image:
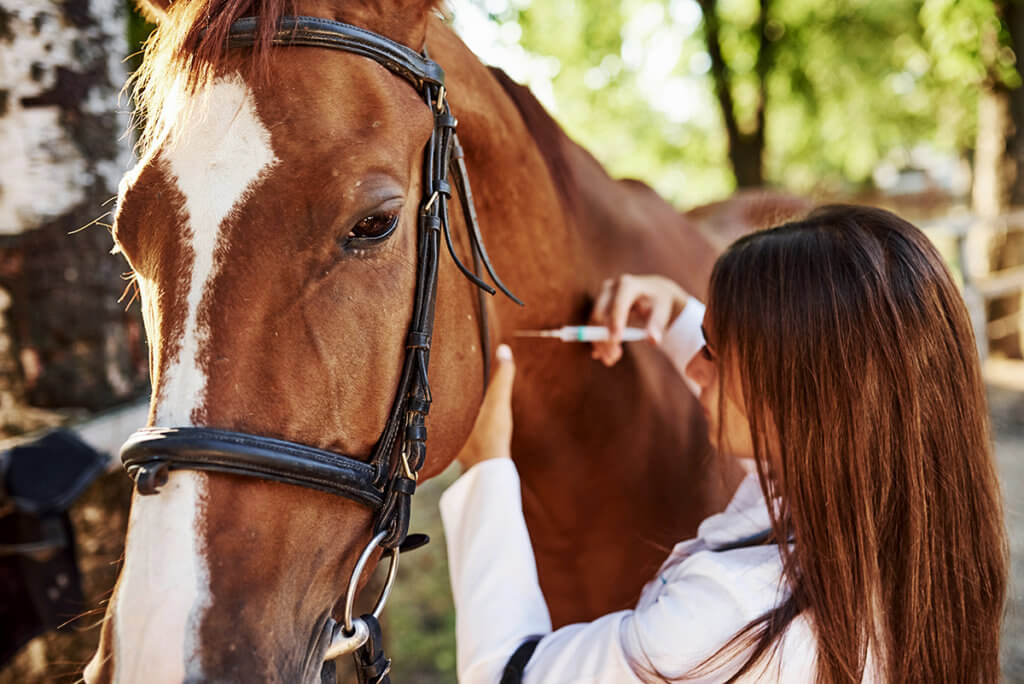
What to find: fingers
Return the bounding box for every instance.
[589,274,691,365]
[590,278,618,365]
[608,275,640,339]
[457,345,516,470]
[486,344,516,409]
[590,278,615,326]
[646,295,672,345]
[592,275,643,366]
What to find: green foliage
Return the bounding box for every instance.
[500,0,735,204]
[764,0,936,189]
[124,2,156,73]
[920,0,1019,156]
[380,467,459,682]
[923,0,1018,87]
[119,0,1010,205]
[466,0,1010,204]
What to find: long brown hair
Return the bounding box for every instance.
[655,205,1007,682]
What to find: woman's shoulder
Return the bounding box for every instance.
[663,542,787,617]
[626,543,787,673]
[629,547,817,682]
[668,471,784,604]
[682,542,784,584]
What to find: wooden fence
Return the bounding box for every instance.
[923,211,1024,360]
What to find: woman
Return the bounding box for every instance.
[440,205,1008,683]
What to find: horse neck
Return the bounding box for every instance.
[436,26,718,321]
[433,21,742,627]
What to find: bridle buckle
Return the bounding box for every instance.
[400,448,417,481]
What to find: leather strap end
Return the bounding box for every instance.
[405,424,427,443]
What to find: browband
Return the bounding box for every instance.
[121,15,522,674]
[226,16,445,90]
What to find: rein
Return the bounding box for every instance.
[119,16,520,683]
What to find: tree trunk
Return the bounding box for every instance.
[697,0,767,188]
[0,0,148,415]
[973,1,1024,358]
[0,0,142,681]
[1005,2,1024,206]
[973,87,1012,217]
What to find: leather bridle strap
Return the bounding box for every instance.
[122,427,383,507]
[120,16,522,678]
[450,135,522,387]
[122,14,512,537]
[226,16,444,90]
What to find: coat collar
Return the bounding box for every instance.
[697,471,773,550]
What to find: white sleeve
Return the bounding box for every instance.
[661,298,706,397]
[440,456,754,684]
[520,570,753,684]
[440,459,553,683]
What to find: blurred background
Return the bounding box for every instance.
[0,0,1022,680]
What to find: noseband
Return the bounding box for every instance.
[119,16,520,684]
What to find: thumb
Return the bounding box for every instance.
[488,344,516,404]
[646,296,672,345]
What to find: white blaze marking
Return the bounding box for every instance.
[114,472,210,682]
[110,75,277,681]
[156,73,278,425]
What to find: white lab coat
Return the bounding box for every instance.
[439,300,821,683]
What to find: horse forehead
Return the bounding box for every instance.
[122,57,425,239]
[168,75,278,216]
[129,73,281,427]
[124,45,432,199]
[115,73,277,243]
[250,49,435,162]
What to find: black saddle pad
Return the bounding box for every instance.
[2,429,108,515]
[0,429,107,665]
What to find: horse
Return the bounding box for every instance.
[85,0,806,681]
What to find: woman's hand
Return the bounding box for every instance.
[590,274,690,367]
[456,344,516,470]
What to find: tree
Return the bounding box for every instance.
[0,0,145,680]
[1003,1,1024,205]
[474,0,976,201]
[992,0,1024,357]
[921,0,1024,356]
[695,0,770,187]
[0,0,148,420]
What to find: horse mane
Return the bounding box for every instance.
[129,0,441,155]
[487,66,588,215]
[487,65,674,225]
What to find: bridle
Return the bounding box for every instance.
[119,15,521,684]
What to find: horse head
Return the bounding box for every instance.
[85,1,497,681]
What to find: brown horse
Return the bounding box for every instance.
[85,0,805,681]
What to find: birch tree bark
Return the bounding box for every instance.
[0,0,147,419]
[0,0,142,680]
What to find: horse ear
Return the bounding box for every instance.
[134,0,172,23]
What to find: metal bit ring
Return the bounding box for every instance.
[343,530,400,634]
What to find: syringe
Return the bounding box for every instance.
[514,326,651,342]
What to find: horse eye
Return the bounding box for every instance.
[347,212,399,243]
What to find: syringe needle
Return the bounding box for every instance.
[515,326,650,342]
